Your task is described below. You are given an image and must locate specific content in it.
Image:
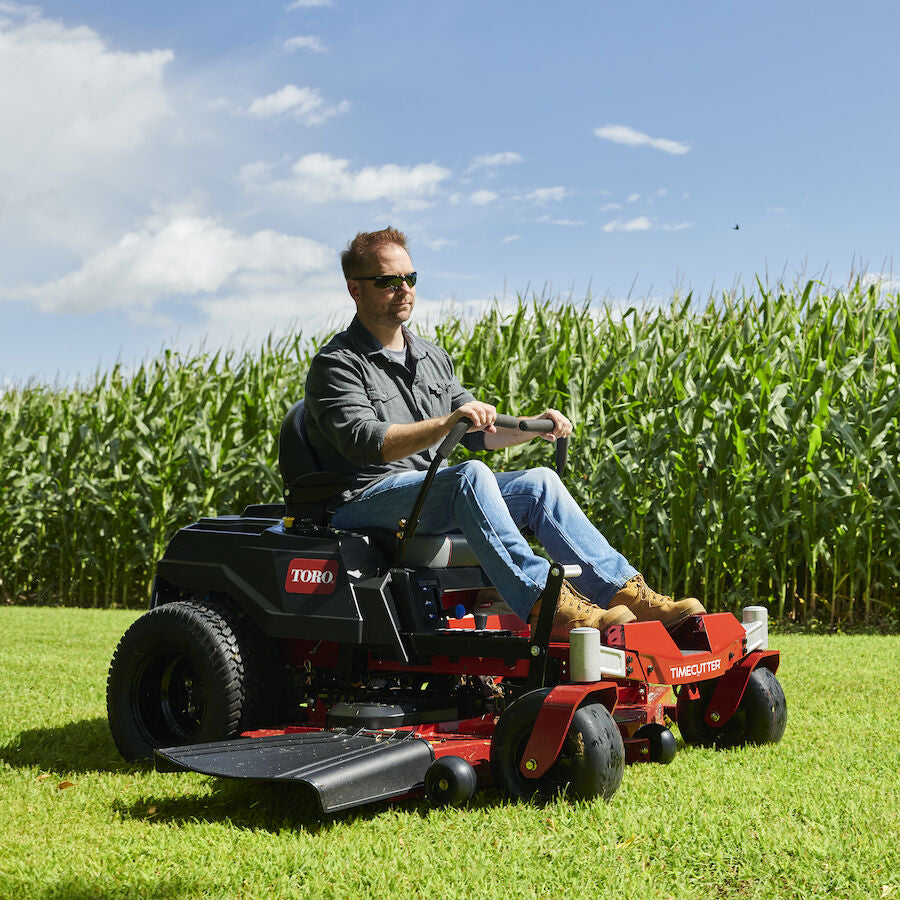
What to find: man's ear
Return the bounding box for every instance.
[346,278,360,302]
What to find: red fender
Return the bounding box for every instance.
[703,650,780,727]
[518,682,618,779]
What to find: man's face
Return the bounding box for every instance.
[347,243,416,332]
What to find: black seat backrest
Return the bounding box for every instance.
[278,399,322,485]
[279,400,353,521]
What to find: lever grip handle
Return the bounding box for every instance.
[436,418,471,459]
[518,418,554,433]
[437,413,568,475]
[467,413,556,432]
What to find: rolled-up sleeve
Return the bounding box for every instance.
[305,355,389,467]
[303,320,490,494]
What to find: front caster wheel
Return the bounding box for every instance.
[634,723,677,763]
[425,756,478,807]
[677,666,787,748]
[490,688,624,802]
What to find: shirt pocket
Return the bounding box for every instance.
[425,379,452,417]
[365,383,401,420]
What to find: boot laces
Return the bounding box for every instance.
[560,582,592,613]
[634,575,671,607]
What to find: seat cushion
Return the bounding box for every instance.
[367,530,479,568]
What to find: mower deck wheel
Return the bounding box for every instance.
[634,723,678,764]
[425,756,478,807]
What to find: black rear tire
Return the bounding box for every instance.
[677,666,787,748]
[107,598,287,761]
[217,597,293,731]
[490,688,624,802]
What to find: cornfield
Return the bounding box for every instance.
[2,281,898,625]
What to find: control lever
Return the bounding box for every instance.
[397,411,572,565]
[493,414,568,477]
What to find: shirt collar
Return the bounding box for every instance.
[348,315,428,361]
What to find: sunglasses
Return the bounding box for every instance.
[354,271,417,291]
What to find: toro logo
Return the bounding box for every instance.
[284,558,339,595]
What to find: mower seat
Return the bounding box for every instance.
[279,400,478,568]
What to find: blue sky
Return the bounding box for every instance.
[1,0,897,384]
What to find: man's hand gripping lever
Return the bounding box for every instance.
[516,416,569,477]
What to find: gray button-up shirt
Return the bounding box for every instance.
[304,315,485,500]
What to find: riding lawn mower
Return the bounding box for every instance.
[107,404,786,812]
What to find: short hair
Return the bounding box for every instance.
[341,227,409,279]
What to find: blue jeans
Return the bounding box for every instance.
[330,460,638,620]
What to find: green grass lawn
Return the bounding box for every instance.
[0,607,897,899]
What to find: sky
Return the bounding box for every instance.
[1,0,898,385]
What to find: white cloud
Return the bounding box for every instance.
[283,34,326,52]
[0,7,180,269]
[662,222,692,231]
[255,152,452,210]
[524,186,571,205]
[600,202,622,212]
[190,275,348,351]
[550,218,586,227]
[470,190,499,206]
[247,84,349,125]
[0,10,172,190]
[501,235,521,243]
[467,151,522,173]
[603,217,652,233]
[594,124,690,155]
[860,272,900,293]
[288,0,333,8]
[16,210,335,315]
[238,160,276,186]
[626,193,641,204]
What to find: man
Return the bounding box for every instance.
[304,227,705,640]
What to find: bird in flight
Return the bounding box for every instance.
[733,224,740,230]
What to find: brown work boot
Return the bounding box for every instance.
[529,580,636,641]
[607,574,706,628]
